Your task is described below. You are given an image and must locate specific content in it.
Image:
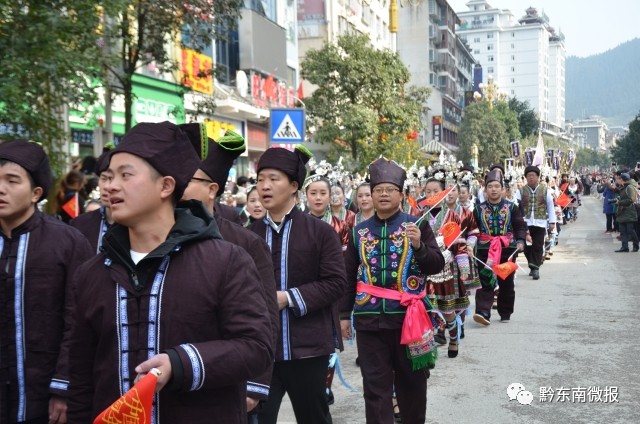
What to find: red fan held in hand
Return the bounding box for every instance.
[493,261,518,280]
[417,187,453,209]
[93,368,160,424]
[439,222,462,249]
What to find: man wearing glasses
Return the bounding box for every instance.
[342,157,445,424]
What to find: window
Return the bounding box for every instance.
[511,66,515,72]
[511,90,515,95]
[474,49,480,54]
[511,55,515,61]
[511,43,515,49]
[488,67,494,73]
[487,33,494,39]
[488,55,494,62]
[512,32,515,37]
[474,37,481,43]
[511,78,515,83]
[487,44,493,51]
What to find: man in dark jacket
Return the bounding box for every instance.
[179,123,278,415]
[249,146,346,424]
[67,122,273,423]
[613,172,638,252]
[70,151,114,253]
[0,140,92,423]
[341,157,445,424]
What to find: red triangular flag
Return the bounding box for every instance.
[93,370,158,424]
[407,195,417,209]
[418,187,453,209]
[297,81,304,100]
[555,192,571,208]
[61,193,79,219]
[439,222,462,248]
[493,261,518,280]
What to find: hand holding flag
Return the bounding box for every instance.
[93,369,161,424]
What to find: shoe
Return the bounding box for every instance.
[473,313,490,326]
[448,340,459,358]
[528,269,534,276]
[326,389,334,406]
[393,396,402,423]
[633,246,639,252]
[615,248,629,252]
[531,269,540,280]
[434,330,447,345]
[500,315,510,322]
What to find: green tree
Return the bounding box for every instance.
[301,34,430,170]
[508,97,539,138]
[0,1,102,175]
[100,0,243,131]
[575,147,610,170]
[611,112,640,167]
[457,101,517,168]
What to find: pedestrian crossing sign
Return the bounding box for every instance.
[270,108,305,144]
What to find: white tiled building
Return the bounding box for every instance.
[455,0,566,134]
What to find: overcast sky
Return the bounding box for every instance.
[447,0,640,57]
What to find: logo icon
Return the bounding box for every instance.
[507,383,533,406]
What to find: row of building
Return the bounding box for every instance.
[71,0,617,177]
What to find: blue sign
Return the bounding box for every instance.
[270,108,305,143]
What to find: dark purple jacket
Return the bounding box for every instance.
[0,210,91,422]
[214,212,278,401]
[67,203,273,423]
[70,207,110,253]
[249,206,347,361]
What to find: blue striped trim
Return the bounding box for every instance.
[289,287,307,316]
[97,206,108,253]
[12,234,29,421]
[280,220,292,359]
[116,252,172,424]
[117,285,131,394]
[247,382,270,396]
[180,344,205,391]
[49,379,69,391]
[148,255,171,424]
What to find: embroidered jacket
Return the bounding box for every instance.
[473,199,527,254]
[342,211,445,331]
[519,185,550,220]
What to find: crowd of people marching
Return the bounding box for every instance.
[1,120,636,424]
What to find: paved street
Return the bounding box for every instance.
[276,196,640,423]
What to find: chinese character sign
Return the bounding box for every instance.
[181,49,213,95]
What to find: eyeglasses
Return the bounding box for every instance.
[372,187,401,195]
[190,177,213,184]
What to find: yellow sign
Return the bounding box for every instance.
[181,48,213,95]
[206,119,239,141]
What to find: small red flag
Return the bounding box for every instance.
[407,195,417,209]
[555,192,572,208]
[439,222,462,248]
[61,193,79,219]
[493,261,518,280]
[93,370,159,424]
[418,187,453,209]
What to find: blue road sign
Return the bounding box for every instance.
[270,108,305,143]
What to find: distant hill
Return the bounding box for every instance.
[566,38,640,127]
